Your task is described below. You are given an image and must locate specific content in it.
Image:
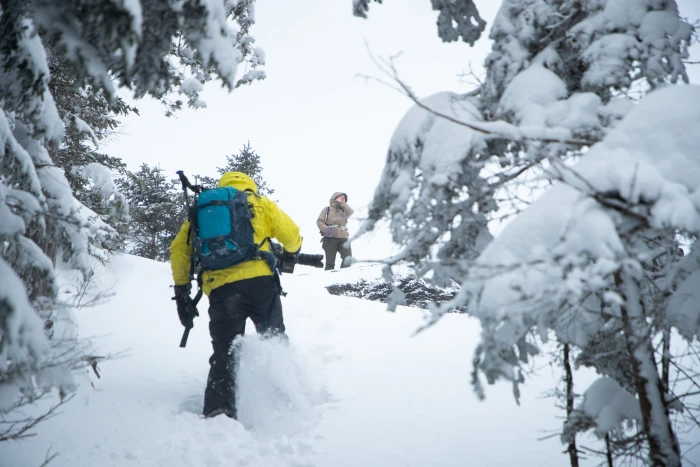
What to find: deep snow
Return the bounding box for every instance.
[3,253,698,466]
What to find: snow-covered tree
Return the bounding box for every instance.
[199,141,275,196]
[46,45,137,256]
[119,164,185,262]
[47,47,134,217]
[1,0,263,443]
[355,1,696,465]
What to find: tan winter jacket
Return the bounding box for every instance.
[316,191,354,239]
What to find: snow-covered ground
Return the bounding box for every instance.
[3,253,698,466]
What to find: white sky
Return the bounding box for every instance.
[104,0,700,259]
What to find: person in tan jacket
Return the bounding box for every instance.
[316,192,353,270]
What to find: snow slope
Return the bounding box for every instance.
[4,253,687,467]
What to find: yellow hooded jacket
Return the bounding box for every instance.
[169,172,302,296]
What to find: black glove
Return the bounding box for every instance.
[173,284,199,328]
[282,250,298,264]
[279,249,298,274]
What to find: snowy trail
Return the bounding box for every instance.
[5,254,586,467]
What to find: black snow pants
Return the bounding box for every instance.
[203,275,285,417]
[322,237,352,270]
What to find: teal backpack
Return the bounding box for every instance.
[188,186,260,271]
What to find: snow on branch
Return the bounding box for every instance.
[363,55,594,146]
[181,0,243,90]
[356,53,605,288]
[76,163,129,220]
[33,0,264,110]
[0,257,50,378]
[0,0,268,447]
[667,251,700,340]
[468,84,700,391]
[563,377,642,441]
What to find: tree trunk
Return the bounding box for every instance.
[617,270,681,466]
[150,232,157,260]
[563,344,580,467]
[662,327,671,393]
[605,434,613,467]
[26,216,57,301]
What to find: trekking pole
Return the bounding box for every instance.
[175,171,204,348]
[176,170,202,196]
[176,170,192,209]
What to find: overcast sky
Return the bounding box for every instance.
[104,0,700,259]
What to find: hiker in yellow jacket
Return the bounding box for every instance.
[170,172,302,419]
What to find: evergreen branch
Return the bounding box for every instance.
[5,200,108,233]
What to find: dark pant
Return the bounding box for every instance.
[322,237,352,270]
[203,275,285,417]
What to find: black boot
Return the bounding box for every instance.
[202,353,237,419]
[203,406,236,419]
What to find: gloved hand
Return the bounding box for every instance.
[282,249,298,265]
[173,284,199,328]
[323,226,334,237]
[279,249,299,274]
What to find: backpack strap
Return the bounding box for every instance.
[257,236,271,250]
[256,236,278,273]
[186,220,196,280]
[320,207,332,242]
[262,271,285,331]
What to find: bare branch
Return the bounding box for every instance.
[39,448,59,467]
[0,394,75,442]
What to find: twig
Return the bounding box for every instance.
[0,394,75,442]
[546,157,650,224]
[39,448,59,467]
[85,355,105,378]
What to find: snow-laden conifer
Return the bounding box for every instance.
[118,164,185,262]
[357,1,696,464]
[199,142,275,196]
[0,0,263,442]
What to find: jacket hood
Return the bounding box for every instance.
[329,191,348,205]
[218,172,258,194]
